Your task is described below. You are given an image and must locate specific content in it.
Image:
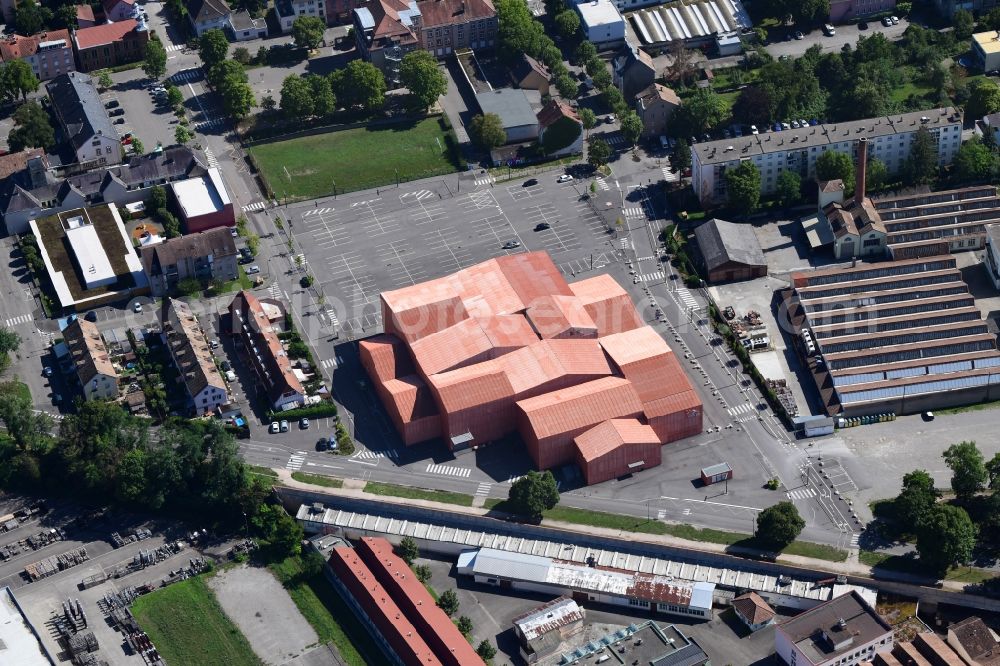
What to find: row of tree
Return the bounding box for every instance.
[198,30,257,120]
[496,0,578,99]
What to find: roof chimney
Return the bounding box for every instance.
[855,137,867,207]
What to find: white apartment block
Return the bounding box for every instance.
[691,108,963,206]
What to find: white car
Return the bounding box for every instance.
[269,421,280,433]
[557,174,574,183]
[750,124,759,135]
[890,15,899,24]
[606,114,616,124]
[225,370,236,382]
[133,302,143,313]
[246,265,260,274]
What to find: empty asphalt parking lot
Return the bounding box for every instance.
[279,174,621,335]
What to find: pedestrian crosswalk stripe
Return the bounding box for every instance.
[286,454,306,471]
[656,509,666,520]
[728,403,755,416]
[639,271,663,282]
[197,118,224,132]
[171,69,200,82]
[204,147,218,168]
[5,314,33,327]
[320,358,337,370]
[623,206,643,218]
[352,448,398,460]
[619,237,632,250]
[662,167,680,183]
[34,409,64,421]
[267,285,283,300]
[474,175,495,186]
[606,134,625,146]
[676,287,697,309]
[303,207,334,218]
[850,533,860,546]
[475,482,491,497]
[787,487,817,501]
[426,463,471,478]
[594,176,610,191]
[243,201,266,213]
[505,475,525,484]
[165,43,184,53]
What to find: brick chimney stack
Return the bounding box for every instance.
[855,137,868,207]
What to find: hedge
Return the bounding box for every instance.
[268,402,339,421]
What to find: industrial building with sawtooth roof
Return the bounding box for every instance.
[359,251,702,485]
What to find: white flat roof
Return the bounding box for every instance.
[171,167,232,218]
[578,0,623,27]
[66,222,115,289]
[0,587,54,666]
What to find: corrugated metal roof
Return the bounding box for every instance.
[359,334,413,383]
[382,375,438,421]
[475,315,539,350]
[574,419,660,462]
[427,360,514,414]
[569,274,645,336]
[410,317,495,376]
[512,597,584,641]
[526,294,598,339]
[516,376,644,440]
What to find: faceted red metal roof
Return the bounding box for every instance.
[359,334,413,384]
[600,327,685,403]
[495,252,573,306]
[526,294,598,339]
[410,317,495,376]
[515,376,644,440]
[497,339,612,395]
[426,360,514,414]
[573,418,660,462]
[382,375,439,422]
[568,275,644,336]
[475,315,540,350]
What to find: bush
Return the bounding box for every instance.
[267,402,338,421]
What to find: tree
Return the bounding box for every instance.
[307,75,336,116]
[554,73,578,99]
[147,186,168,212]
[916,503,977,572]
[588,137,612,167]
[731,86,772,127]
[579,107,596,133]
[253,503,304,557]
[143,39,168,80]
[414,564,432,582]
[437,589,460,616]
[292,16,326,50]
[591,67,612,91]
[507,470,559,520]
[954,138,997,182]
[199,29,230,68]
[400,50,447,109]
[477,641,497,661]
[815,150,854,190]
[220,78,255,120]
[575,40,597,64]
[456,616,473,636]
[904,126,938,186]
[776,170,801,208]
[260,95,276,112]
[895,469,939,532]
[943,441,987,500]
[663,41,697,87]
[987,453,1000,489]
[166,84,184,109]
[953,9,975,40]
[725,160,761,214]
[602,87,626,116]
[966,80,1000,121]
[232,47,252,65]
[178,277,202,296]
[2,60,40,102]
[160,210,181,238]
[54,4,78,29]
[208,59,246,89]
[8,101,54,152]
[554,9,580,38]
[174,125,193,144]
[0,329,21,373]
[674,138,691,171]
[671,88,725,137]
[986,7,1000,30]
[131,137,145,155]
[469,113,506,150]
[246,234,260,256]
[14,0,52,36]
[96,70,114,90]
[755,501,805,547]
[866,157,888,191]
[280,74,314,119]
[331,61,386,112]
[620,111,643,146]
[398,536,419,564]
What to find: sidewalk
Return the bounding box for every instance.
[270,468,969,589]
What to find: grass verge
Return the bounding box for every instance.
[363,481,474,506]
[860,550,995,583]
[269,556,379,666]
[0,380,32,404]
[291,472,343,488]
[248,465,278,478]
[247,117,460,197]
[131,576,262,666]
[485,503,848,562]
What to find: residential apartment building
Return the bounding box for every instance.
[73,20,150,72]
[228,9,268,40]
[187,0,232,36]
[46,72,122,168]
[0,30,74,82]
[140,227,238,297]
[63,318,119,401]
[828,0,896,23]
[229,291,306,411]
[775,592,893,666]
[353,0,496,84]
[577,0,625,49]
[163,299,228,416]
[935,0,997,19]
[972,30,1000,73]
[277,0,327,32]
[2,146,210,235]
[103,0,137,21]
[612,44,655,99]
[635,82,679,138]
[692,108,962,206]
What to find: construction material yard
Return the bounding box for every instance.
[247,117,462,199]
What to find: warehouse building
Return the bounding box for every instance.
[692,217,767,282]
[512,597,585,664]
[625,0,751,50]
[325,537,484,666]
[0,586,53,665]
[775,591,892,666]
[457,547,716,620]
[784,255,1000,416]
[545,621,710,666]
[576,0,626,49]
[692,108,962,206]
[972,30,1000,73]
[359,252,702,485]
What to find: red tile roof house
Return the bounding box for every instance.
[72,20,149,72]
[0,30,75,82]
[359,251,703,485]
[103,0,137,21]
[75,4,97,27]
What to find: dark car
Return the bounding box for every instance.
[523,178,537,187]
[105,100,119,109]
[316,439,328,451]
[109,108,124,117]
[534,222,550,231]
[84,311,98,322]
[858,21,868,29]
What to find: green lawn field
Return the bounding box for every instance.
[131,576,261,666]
[248,117,462,198]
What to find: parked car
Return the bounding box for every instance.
[133,302,143,313]
[316,439,328,451]
[279,420,289,433]
[114,118,125,125]
[881,16,892,26]
[794,30,804,39]
[534,222,551,231]
[43,366,53,377]
[750,124,759,135]
[890,15,899,24]
[523,178,537,187]
[221,360,232,371]
[557,174,574,183]
[823,23,835,35]
[84,311,98,322]
[858,21,868,29]
[109,108,124,117]
[269,421,280,433]
[502,240,521,249]
[299,418,310,430]
[105,100,119,109]
[225,370,236,382]
[246,265,260,274]
[606,114,616,124]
